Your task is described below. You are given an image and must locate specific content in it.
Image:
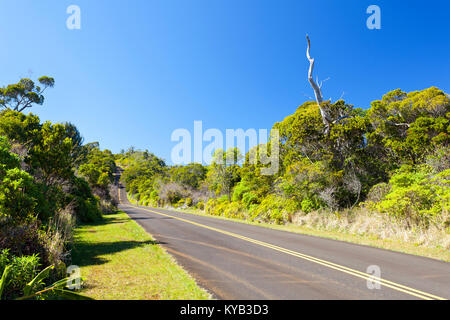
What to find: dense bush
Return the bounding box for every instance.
[0,249,41,299]
[68,176,102,222]
[375,165,449,225]
[0,77,117,299]
[0,222,47,262]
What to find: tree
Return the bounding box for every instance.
[63,122,85,167]
[207,148,242,201]
[0,168,38,225]
[0,109,41,150]
[0,136,39,225]
[28,122,75,186]
[0,77,55,112]
[306,35,332,133]
[170,163,207,189]
[306,36,352,135]
[78,146,117,200]
[367,87,450,165]
[0,136,20,176]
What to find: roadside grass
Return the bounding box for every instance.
[71,210,211,300]
[128,197,450,262]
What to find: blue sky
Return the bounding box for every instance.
[0,0,449,164]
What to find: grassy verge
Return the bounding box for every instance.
[71,211,211,300]
[128,197,450,262]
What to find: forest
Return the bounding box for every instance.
[118,86,450,250]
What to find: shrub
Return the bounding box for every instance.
[73,196,101,223]
[250,195,300,224]
[0,251,41,299]
[205,199,219,216]
[218,195,229,203]
[366,183,391,203]
[175,198,185,208]
[159,182,187,205]
[376,165,449,225]
[222,202,245,219]
[0,249,10,273]
[0,222,47,264]
[300,197,321,214]
[150,190,159,201]
[196,201,205,210]
[270,209,283,225]
[69,177,102,222]
[232,182,251,202]
[0,168,39,225]
[242,192,259,209]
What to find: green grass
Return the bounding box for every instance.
[71,211,211,300]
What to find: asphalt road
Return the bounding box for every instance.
[117,182,450,300]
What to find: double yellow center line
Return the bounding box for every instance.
[122,195,445,300]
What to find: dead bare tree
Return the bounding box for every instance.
[306,35,352,134]
[306,35,332,133]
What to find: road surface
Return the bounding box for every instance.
[117,181,450,300]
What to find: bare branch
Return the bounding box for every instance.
[306,35,323,105]
[392,122,410,128]
[303,93,314,100]
[319,77,330,89]
[306,35,332,132]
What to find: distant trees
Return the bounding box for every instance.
[169,163,207,189]
[79,146,116,200]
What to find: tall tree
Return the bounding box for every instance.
[0,77,55,112]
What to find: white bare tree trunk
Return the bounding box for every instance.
[306,35,332,133]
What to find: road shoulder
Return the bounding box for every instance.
[71,210,212,300]
[128,196,450,262]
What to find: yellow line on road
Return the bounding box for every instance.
[122,201,446,300]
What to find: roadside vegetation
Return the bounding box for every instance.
[118,87,450,255]
[1,74,448,299]
[72,210,210,300]
[0,77,117,299]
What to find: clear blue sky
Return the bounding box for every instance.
[0,0,449,164]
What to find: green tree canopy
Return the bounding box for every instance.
[0,77,55,112]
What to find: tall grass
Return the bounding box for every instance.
[45,205,76,270]
[292,207,450,250]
